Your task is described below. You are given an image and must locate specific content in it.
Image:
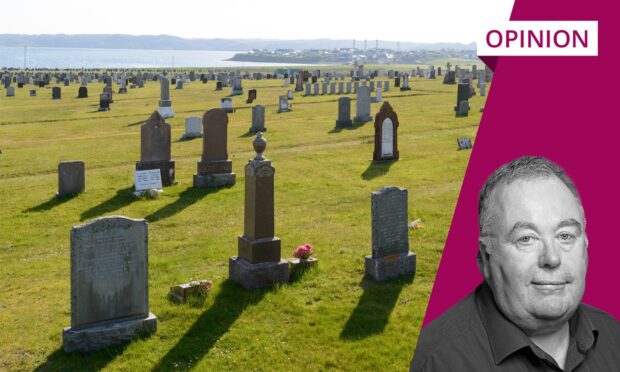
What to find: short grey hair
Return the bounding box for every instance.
[478,156,582,237]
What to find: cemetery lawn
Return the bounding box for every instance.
[0,70,486,371]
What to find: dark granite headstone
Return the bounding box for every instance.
[98,94,110,111]
[57,161,85,198]
[365,186,416,281]
[52,87,61,99]
[246,88,257,103]
[193,109,236,188]
[135,111,175,186]
[77,86,88,98]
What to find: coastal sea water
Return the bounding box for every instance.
[0,46,309,68]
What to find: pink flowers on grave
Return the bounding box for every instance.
[293,243,314,260]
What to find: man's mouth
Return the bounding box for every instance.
[531,281,568,294]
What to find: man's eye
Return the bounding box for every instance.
[517,236,536,245]
[558,233,575,241]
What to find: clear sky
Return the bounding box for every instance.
[2,0,514,43]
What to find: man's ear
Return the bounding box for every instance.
[478,238,492,280]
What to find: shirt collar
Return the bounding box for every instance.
[474,282,599,365]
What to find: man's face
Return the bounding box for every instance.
[480,177,588,335]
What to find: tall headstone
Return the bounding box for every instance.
[62,216,157,353]
[231,77,243,95]
[193,109,236,188]
[400,74,411,91]
[246,88,257,103]
[454,83,470,117]
[156,76,174,118]
[373,102,399,161]
[135,111,175,186]
[229,133,289,289]
[250,105,266,133]
[98,93,110,111]
[354,86,372,123]
[335,97,353,127]
[365,187,416,281]
[182,116,203,139]
[305,83,311,96]
[118,77,127,94]
[6,86,14,97]
[57,161,85,198]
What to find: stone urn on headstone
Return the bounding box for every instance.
[193,109,236,188]
[365,186,416,281]
[135,111,175,186]
[373,101,399,161]
[229,133,289,289]
[62,216,157,353]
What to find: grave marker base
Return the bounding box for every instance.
[229,256,289,290]
[193,173,236,188]
[364,251,416,282]
[63,313,157,354]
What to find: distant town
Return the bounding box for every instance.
[229,48,477,64]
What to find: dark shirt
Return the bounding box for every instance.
[411,283,620,371]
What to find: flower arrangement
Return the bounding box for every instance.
[293,243,314,260]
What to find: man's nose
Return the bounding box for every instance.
[538,238,561,268]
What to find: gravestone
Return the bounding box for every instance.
[156,76,174,118]
[176,80,184,90]
[182,116,203,139]
[231,77,243,95]
[383,81,390,92]
[57,161,85,198]
[454,83,470,117]
[305,83,311,96]
[321,82,328,95]
[135,111,175,186]
[246,88,257,103]
[345,81,352,94]
[373,101,399,161]
[295,76,304,92]
[287,89,294,100]
[29,89,36,97]
[480,82,486,96]
[443,70,456,84]
[365,186,416,281]
[400,74,411,91]
[98,94,111,111]
[372,87,382,103]
[338,82,344,94]
[229,133,289,289]
[77,86,88,98]
[354,86,372,123]
[329,82,336,94]
[193,109,236,188]
[6,86,14,97]
[118,77,127,93]
[62,216,157,353]
[313,83,319,95]
[438,67,442,76]
[277,95,291,113]
[52,87,61,99]
[457,137,473,150]
[353,81,359,93]
[220,98,234,113]
[335,97,353,127]
[394,77,400,87]
[216,81,223,91]
[250,105,266,133]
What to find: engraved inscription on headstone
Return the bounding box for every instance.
[371,187,409,258]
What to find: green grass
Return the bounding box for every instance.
[0,70,486,371]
